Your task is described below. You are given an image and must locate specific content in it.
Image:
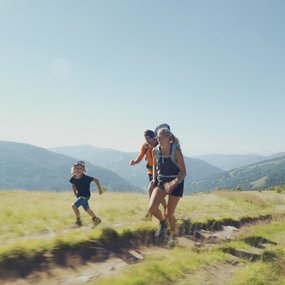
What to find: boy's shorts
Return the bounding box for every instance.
[73,196,90,210]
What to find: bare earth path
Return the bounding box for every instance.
[2,224,245,285]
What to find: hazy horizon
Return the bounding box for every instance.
[1,139,283,158]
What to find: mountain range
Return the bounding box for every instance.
[0,141,141,192]
[1,140,284,193]
[49,144,225,190]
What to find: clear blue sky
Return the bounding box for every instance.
[1,0,284,156]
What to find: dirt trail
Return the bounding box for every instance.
[1,224,242,285]
[2,255,129,285]
[1,215,279,285]
[179,260,240,285]
[2,221,140,247]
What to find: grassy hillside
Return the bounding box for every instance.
[190,155,285,192]
[1,188,285,249]
[194,153,285,171]
[1,187,285,284]
[0,141,142,192]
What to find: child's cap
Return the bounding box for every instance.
[144,130,155,138]
[73,160,85,167]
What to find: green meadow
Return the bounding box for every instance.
[1,187,285,284]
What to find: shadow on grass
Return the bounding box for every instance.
[222,247,278,262]
[244,236,277,249]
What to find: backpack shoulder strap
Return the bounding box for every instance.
[170,144,180,165]
[154,145,160,161]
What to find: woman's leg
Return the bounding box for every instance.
[148,187,167,222]
[148,182,167,217]
[161,197,167,217]
[166,195,180,234]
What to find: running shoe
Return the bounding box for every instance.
[92,216,102,226]
[75,218,82,227]
[155,220,168,237]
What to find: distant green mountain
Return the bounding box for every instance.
[50,144,225,193]
[194,153,285,171]
[50,144,148,189]
[190,155,285,192]
[0,141,142,192]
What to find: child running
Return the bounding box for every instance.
[69,160,103,227]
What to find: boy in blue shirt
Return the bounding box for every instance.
[69,161,103,227]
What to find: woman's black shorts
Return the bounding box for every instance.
[154,178,184,197]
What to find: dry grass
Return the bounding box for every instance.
[1,189,285,285]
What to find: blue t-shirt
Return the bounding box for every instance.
[69,174,94,197]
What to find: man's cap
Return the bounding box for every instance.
[154,123,171,135]
[144,130,155,138]
[73,160,85,167]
